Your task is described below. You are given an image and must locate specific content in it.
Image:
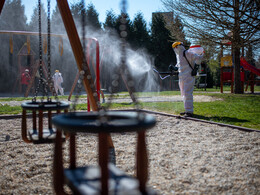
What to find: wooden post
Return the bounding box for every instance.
[39,110,43,140]
[53,129,65,194]
[21,109,31,143]
[48,110,52,130]
[136,131,148,193]
[33,111,37,131]
[57,0,114,148]
[99,133,109,195]
[70,134,76,169]
[0,0,5,14]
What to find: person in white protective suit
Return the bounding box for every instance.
[172,42,204,117]
[52,70,64,95]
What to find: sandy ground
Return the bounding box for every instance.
[0,111,259,195]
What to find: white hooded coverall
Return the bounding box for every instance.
[173,44,204,113]
[52,72,64,95]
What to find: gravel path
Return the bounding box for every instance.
[0,95,222,107]
[0,113,259,195]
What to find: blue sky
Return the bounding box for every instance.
[21,0,164,25]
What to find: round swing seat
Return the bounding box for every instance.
[21,100,70,144]
[28,128,57,144]
[21,100,70,111]
[52,110,156,134]
[52,110,158,195]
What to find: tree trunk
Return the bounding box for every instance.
[233,0,243,94]
[233,44,242,93]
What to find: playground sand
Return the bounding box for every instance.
[0,114,259,195]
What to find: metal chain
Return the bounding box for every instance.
[33,0,48,102]
[72,0,141,115]
[105,0,141,112]
[32,0,42,101]
[41,0,49,99]
[120,0,140,110]
[46,0,58,102]
[71,0,101,112]
[71,0,85,112]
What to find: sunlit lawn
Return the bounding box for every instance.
[0,86,259,130]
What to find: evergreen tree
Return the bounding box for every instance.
[115,13,134,46]
[70,1,86,29]
[28,2,47,32]
[132,12,150,50]
[149,13,175,71]
[50,4,77,88]
[0,0,28,92]
[51,5,65,34]
[86,3,101,31]
[103,10,117,30]
[101,10,119,92]
[27,2,48,69]
[0,0,27,30]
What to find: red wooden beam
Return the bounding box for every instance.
[0,0,5,15]
[56,0,99,111]
[56,0,114,149]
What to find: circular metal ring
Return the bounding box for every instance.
[52,111,156,133]
[21,101,70,111]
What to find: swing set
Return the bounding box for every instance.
[1,0,158,194]
[0,30,65,97]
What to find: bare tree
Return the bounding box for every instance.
[168,14,188,44]
[161,0,260,94]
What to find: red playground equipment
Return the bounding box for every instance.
[220,55,260,93]
[68,37,101,111]
[240,57,260,93]
[12,42,35,94]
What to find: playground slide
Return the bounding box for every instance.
[240,57,260,76]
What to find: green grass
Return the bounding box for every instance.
[194,85,260,93]
[0,104,22,115]
[0,87,259,130]
[192,94,259,130]
[0,97,32,101]
[108,90,260,130]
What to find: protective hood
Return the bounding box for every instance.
[173,44,186,55]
